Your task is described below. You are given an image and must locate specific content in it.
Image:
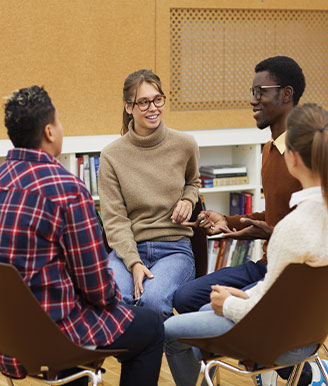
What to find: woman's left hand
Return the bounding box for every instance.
[171,200,193,224]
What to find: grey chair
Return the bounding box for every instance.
[0,263,127,386]
[179,263,328,385]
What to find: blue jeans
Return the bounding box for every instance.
[109,238,195,321]
[173,260,267,313]
[164,310,318,386]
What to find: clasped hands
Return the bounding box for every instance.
[184,209,273,240]
[210,285,249,316]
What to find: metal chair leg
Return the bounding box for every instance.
[321,344,328,359]
[5,377,15,386]
[315,357,328,384]
[287,362,305,386]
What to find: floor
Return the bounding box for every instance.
[2,343,327,386]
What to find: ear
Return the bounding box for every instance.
[43,123,56,143]
[125,102,133,115]
[282,86,294,104]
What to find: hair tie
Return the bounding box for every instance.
[318,127,327,133]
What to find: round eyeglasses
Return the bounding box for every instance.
[129,94,166,112]
[250,85,282,101]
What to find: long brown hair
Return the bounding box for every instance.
[121,69,164,135]
[286,103,328,207]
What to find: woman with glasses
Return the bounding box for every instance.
[98,69,200,321]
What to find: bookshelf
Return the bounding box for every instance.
[0,127,270,260]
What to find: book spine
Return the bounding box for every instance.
[89,156,98,196]
[244,193,253,214]
[83,154,91,193]
[201,175,249,187]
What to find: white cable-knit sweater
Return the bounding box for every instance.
[223,186,328,323]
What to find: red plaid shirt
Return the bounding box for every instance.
[0,148,134,378]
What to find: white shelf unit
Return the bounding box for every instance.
[0,127,270,260]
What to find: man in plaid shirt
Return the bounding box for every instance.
[0,86,164,386]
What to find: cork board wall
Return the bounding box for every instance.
[0,0,327,137]
[0,0,156,138]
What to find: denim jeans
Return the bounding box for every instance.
[109,238,195,321]
[164,310,318,386]
[174,260,267,313]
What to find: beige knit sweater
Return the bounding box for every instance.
[98,121,200,270]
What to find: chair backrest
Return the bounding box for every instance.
[180,263,328,367]
[0,263,125,376]
[101,196,208,278]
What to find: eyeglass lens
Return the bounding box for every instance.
[137,95,166,111]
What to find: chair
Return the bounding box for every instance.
[0,263,127,386]
[101,195,208,278]
[179,263,328,385]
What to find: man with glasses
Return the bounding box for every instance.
[173,56,327,385]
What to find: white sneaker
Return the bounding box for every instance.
[309,359,328,385]
[251,370,278,386]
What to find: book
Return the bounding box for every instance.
[215,238,228,271]
[93,155,100,182]
[229,192,246,216]
[200,164,247,175]
[225,239,237,267]
[89,156,98,196]
[230,240,243,267]
[207,240,219,273]
[83,154,91,193]
[200,175,249,188]
[220,239,233,268]
[76,156,84,181]
[200,171,247,178]
[244,193,253,214]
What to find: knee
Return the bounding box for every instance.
[138,292,172,321]
[173,284,191,314]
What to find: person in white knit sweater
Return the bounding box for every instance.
[98,69,200,321]
[164,103,328,386]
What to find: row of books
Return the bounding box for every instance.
[207,238,254,273]
[76,154,100,196]
[230,192,253,215]
[199,164,248,188]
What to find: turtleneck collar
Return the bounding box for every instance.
[127,120,167,148]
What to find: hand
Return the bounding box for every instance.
[221,218,273,240]
[171,200,193,224]
[210,285,249,315]
[214,285,249,299]
[131,262,154,300]
[210,285,231,315]
[183,210,231,235]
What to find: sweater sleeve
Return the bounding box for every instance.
[98,150,141,271]
[223,209,311,323]
[182,137,201,208]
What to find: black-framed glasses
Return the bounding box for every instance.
[129,94,166,111]
[250,85,282,101]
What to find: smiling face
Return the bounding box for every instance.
[250,70,288,134]
[125,81,164,136]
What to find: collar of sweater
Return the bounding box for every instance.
[127,120,167,148]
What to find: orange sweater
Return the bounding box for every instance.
[226,141,302,264]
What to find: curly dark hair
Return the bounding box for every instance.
[255,56,305,106]
[4,85,55,148]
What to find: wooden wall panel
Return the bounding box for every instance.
[156,0,328,131]
[0,0,156,138]
[1,0,327,137]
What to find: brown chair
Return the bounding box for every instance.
[179,263,328,385]
[101,195,208,278]
[0,263,127,386]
